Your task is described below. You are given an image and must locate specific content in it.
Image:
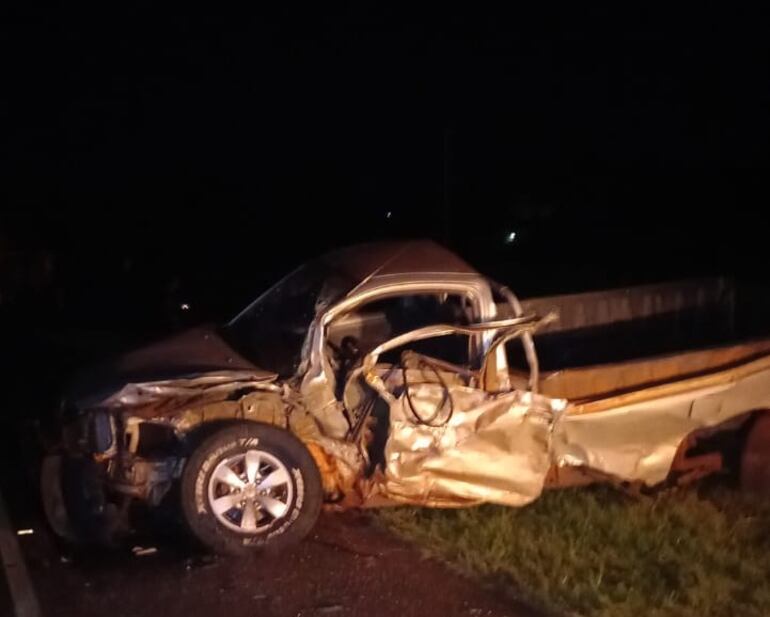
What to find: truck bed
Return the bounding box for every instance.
[538,337,770,402]
[515,278,770,402]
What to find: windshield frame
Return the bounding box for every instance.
[223,259,357,376]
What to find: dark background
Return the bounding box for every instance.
[2,4,769,383]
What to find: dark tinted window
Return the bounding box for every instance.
[225,262,354,376]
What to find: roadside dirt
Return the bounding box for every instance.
[23,511,540,617]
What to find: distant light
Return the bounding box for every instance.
[180,303,190,311]
[386,211,392,219]
[17,529,34,536]
[505,231,517,244]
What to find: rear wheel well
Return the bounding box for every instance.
[669,410,770,487]
[739,409,770,492]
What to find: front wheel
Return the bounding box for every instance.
[180,423,322,555]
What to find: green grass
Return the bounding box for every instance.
[377,487,770,617]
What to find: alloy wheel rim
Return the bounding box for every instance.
[207,449,293,534]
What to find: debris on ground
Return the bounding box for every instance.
[183,554,218,571]
[315,604,344,614]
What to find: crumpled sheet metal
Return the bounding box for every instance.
[95,370,279,411]
[85,369,364,499]
[552,357,770,485]
[90,371,281,424]
[381,386,562,507]
[305,438,366,500]
[553,392,708,486]
[374,341,770,503]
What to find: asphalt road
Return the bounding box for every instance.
[9,509,540,617]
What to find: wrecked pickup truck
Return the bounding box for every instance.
[42,241,770,554]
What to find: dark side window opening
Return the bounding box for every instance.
[328,293,474,367]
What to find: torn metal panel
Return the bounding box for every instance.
[306,438,366,500]
[155,387,288,433]
[300,271,506,438]
[382,387,560,507]
[361,312,770,499]
[360,316,544,398]
[94,370,279,416]
[359,316,564,506]
[298,356,350,440]
[554,394,707,485]
[553,357,770,485]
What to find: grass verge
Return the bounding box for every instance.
[377,486,770,617]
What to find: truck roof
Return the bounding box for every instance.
[321,240,477,283]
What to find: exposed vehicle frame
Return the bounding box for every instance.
[42,241,770,554]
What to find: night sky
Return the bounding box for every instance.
[3,4,769,338]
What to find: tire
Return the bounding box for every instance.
[181,423,322,555]
[40,454,123,546]
[741,411,770,494]
[40,455,77,542]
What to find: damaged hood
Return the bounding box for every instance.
[69,326,277,409]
